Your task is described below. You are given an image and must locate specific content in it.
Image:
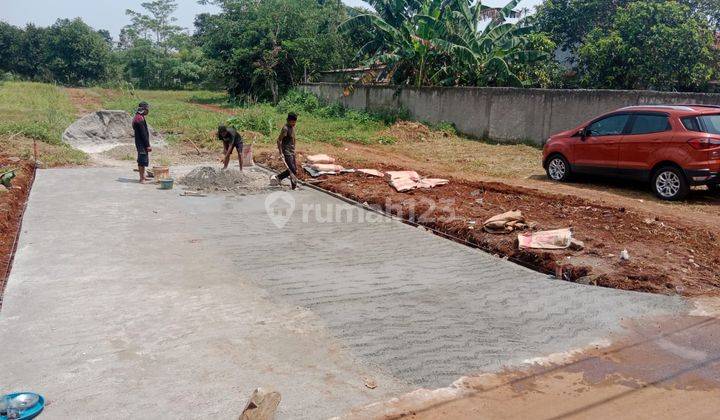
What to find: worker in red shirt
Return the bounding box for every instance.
[132,102,152,183]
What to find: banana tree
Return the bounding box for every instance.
[341,0,465,87]
[341,0,548,87]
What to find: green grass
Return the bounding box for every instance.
[0,81,87,166]
[0,81,75,142]
[98,89,230,149]
[97,88,394,149]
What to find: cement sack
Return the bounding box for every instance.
[242,143,255,166]
[484,210,526,234]
[518,228,572,250]
[306,154,336,164]
[308,163,345,173]
[357,169,384,177]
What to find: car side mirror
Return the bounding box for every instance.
[578,128,588,140]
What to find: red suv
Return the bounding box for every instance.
[543,105,720,200]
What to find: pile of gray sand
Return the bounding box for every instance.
[179,166,274,194]
[62,110,162,154]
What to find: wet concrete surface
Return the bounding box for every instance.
[369,314,720,419]
[0,167,693,418]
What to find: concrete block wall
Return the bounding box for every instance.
[303,83,720,145]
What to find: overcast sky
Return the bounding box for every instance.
[0,0,542,38]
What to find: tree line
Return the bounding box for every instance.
[0,0,718,97]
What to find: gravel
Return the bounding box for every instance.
[179,166,277,194]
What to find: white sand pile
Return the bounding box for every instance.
[62,110,162,153]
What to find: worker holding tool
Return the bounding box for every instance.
[132,101,152,183]
[271,113,299,190]
[218,125,243,171]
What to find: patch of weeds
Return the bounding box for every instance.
[226,106,278,136]
[188,91,229,106]
[429,121,458,136]
[0,121,53,142]
[277,88,321,113]
[367,107,410,125]
[164,134,181,145]
[376,135,397,145]
[337,132,372,144]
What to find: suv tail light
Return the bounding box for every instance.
[688,138,720,150]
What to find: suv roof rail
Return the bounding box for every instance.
[671,104,720,109]
[620,104,720,111]
[621,105,695,111]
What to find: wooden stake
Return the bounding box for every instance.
[186,138,202,156]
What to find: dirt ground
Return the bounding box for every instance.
[65,87,104,117]
[0,155,34,306]
[256,122,720,296]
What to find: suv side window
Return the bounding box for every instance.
[682,117,701,132]
[628,114,670,135]
[588,114,630,136]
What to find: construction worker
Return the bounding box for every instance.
[132,101,152,183]
[218,125,243,171]
[271,113,299,190]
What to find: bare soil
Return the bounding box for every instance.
[257,145,720,297]
[0,156,34,306]
[65,87,103,117]
[193,102,236,115]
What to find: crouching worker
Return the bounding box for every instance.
[133,101,152,183]
[271,113,298,190]
[218,125,244,171]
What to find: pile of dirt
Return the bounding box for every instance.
[0,156,34,306]
[379,121,431,143]
[62,110,161,154]
[256,153,720,297]
[179,166,274,194]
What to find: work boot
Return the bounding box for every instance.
[291,179,298,190]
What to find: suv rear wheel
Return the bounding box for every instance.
[546,155,571,182]
[651,166,689,201]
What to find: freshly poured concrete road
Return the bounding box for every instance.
[0,167,688,418]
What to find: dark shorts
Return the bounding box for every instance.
[137,152,149,167]
[224,141,243,153]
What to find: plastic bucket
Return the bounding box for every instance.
[152,166,170,181]
[159,179,174,190]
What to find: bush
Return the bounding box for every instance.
[429,121,457,136]
[277,88,321,114]
[367,107,410,125]
[277,89,409,125]
[226,106,277,135]
[1,72,22,82]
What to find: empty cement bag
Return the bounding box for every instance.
[242,143,255,166]
[518,228,572,249]
[306,154,336,164]
[308,163,345,173]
